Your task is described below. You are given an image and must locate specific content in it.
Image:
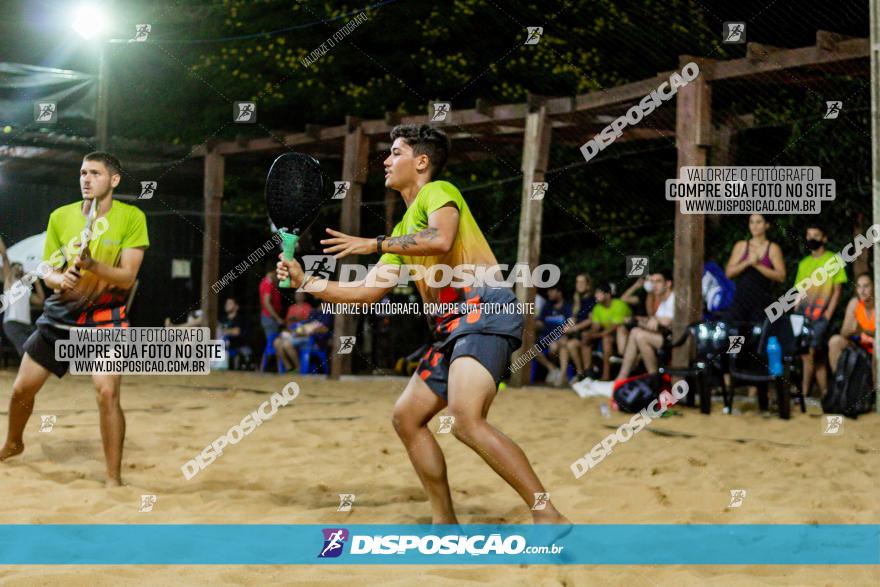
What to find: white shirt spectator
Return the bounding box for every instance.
[655,292,675,321]
[3,281,32,325]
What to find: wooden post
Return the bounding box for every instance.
[671,56,712,368]
[509,103,552,387]
[870,0,880,411]
[201,150,224,336]
[330,117,370,379]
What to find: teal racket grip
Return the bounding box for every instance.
[278,230,299,288]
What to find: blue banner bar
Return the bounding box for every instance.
[0,525,877,565]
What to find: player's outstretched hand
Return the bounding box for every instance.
[321,228,376,259]
[277,254,305,288]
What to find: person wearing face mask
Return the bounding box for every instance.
[723,214,786,326]
[0,236,46,357]
[794,223,847,399]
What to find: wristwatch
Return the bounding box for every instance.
[376,234,386,254]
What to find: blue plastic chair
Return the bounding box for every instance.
[260,332,286,373]
[299,337,329,374]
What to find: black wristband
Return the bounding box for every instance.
[376,234,386,254]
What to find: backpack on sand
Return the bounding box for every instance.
[823,346,875,419]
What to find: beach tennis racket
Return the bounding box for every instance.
[265,152,324,288]
[75,199,99,272]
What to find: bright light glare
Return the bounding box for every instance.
[71,5,108,40]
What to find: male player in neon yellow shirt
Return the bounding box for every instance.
[277,124,568,525]
[0,152,149,487]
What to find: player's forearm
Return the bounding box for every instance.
[383,227,452,257]
[88,262,137,289]
[301,277,386,304]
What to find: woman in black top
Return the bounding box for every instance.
[724,214,786,325]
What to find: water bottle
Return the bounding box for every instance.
[767,336,783,376]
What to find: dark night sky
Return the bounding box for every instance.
[0,0,870,76]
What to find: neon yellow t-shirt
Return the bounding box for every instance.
[378,181,522,344]
[591,298,632,329]
[379,181,498,305]
[794,251,847,320]
[40,199,149,327]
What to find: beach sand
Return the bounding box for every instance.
[0,369,877,585]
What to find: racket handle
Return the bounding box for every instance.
[278,230,299,288]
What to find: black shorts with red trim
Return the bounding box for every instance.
[23,323,71,378]
[416,333,520,402]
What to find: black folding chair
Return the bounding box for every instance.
[658,320,730,415]
[727,316,806,420]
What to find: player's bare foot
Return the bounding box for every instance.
[105,478,123,488]
[0,441,24,461]
[532,508,571,525]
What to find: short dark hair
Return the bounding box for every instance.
[805,222,826,236]
[594,281,613,295]
[655,268,673,282]
[83,151,122,176]
[856,272,873,283]
[390,124,451,178]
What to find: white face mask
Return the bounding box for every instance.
[643,281,653,293]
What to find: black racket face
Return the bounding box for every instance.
[265,152,324,232]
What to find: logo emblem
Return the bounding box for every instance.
[336,336,356,355]
[35,102,57,123]
[727,489,747,508]
[626,256,648,277]
[530,182,548,201]
[134,24,151,42]
[39,415,57,432]
[824,101,842,120]
[524,27,543,45]
[722,22,746,44]
[726,336,744,354]
[234,101,257,123]
[437,415,455,434]
[301,255,337,281]
[337,493,356,512]
[823,414,843,435]
[531,492,550,510]
[318,528,349,558]
[139,181,157,200]
[138,494,157,512]
[431,102,451,122]
[332,181,350,200]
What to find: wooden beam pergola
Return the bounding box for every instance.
[671,56,713,369]
[194,33,870,379]
[510,102,552,387]
[329,118,370,379]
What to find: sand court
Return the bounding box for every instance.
[0,369,877,584]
